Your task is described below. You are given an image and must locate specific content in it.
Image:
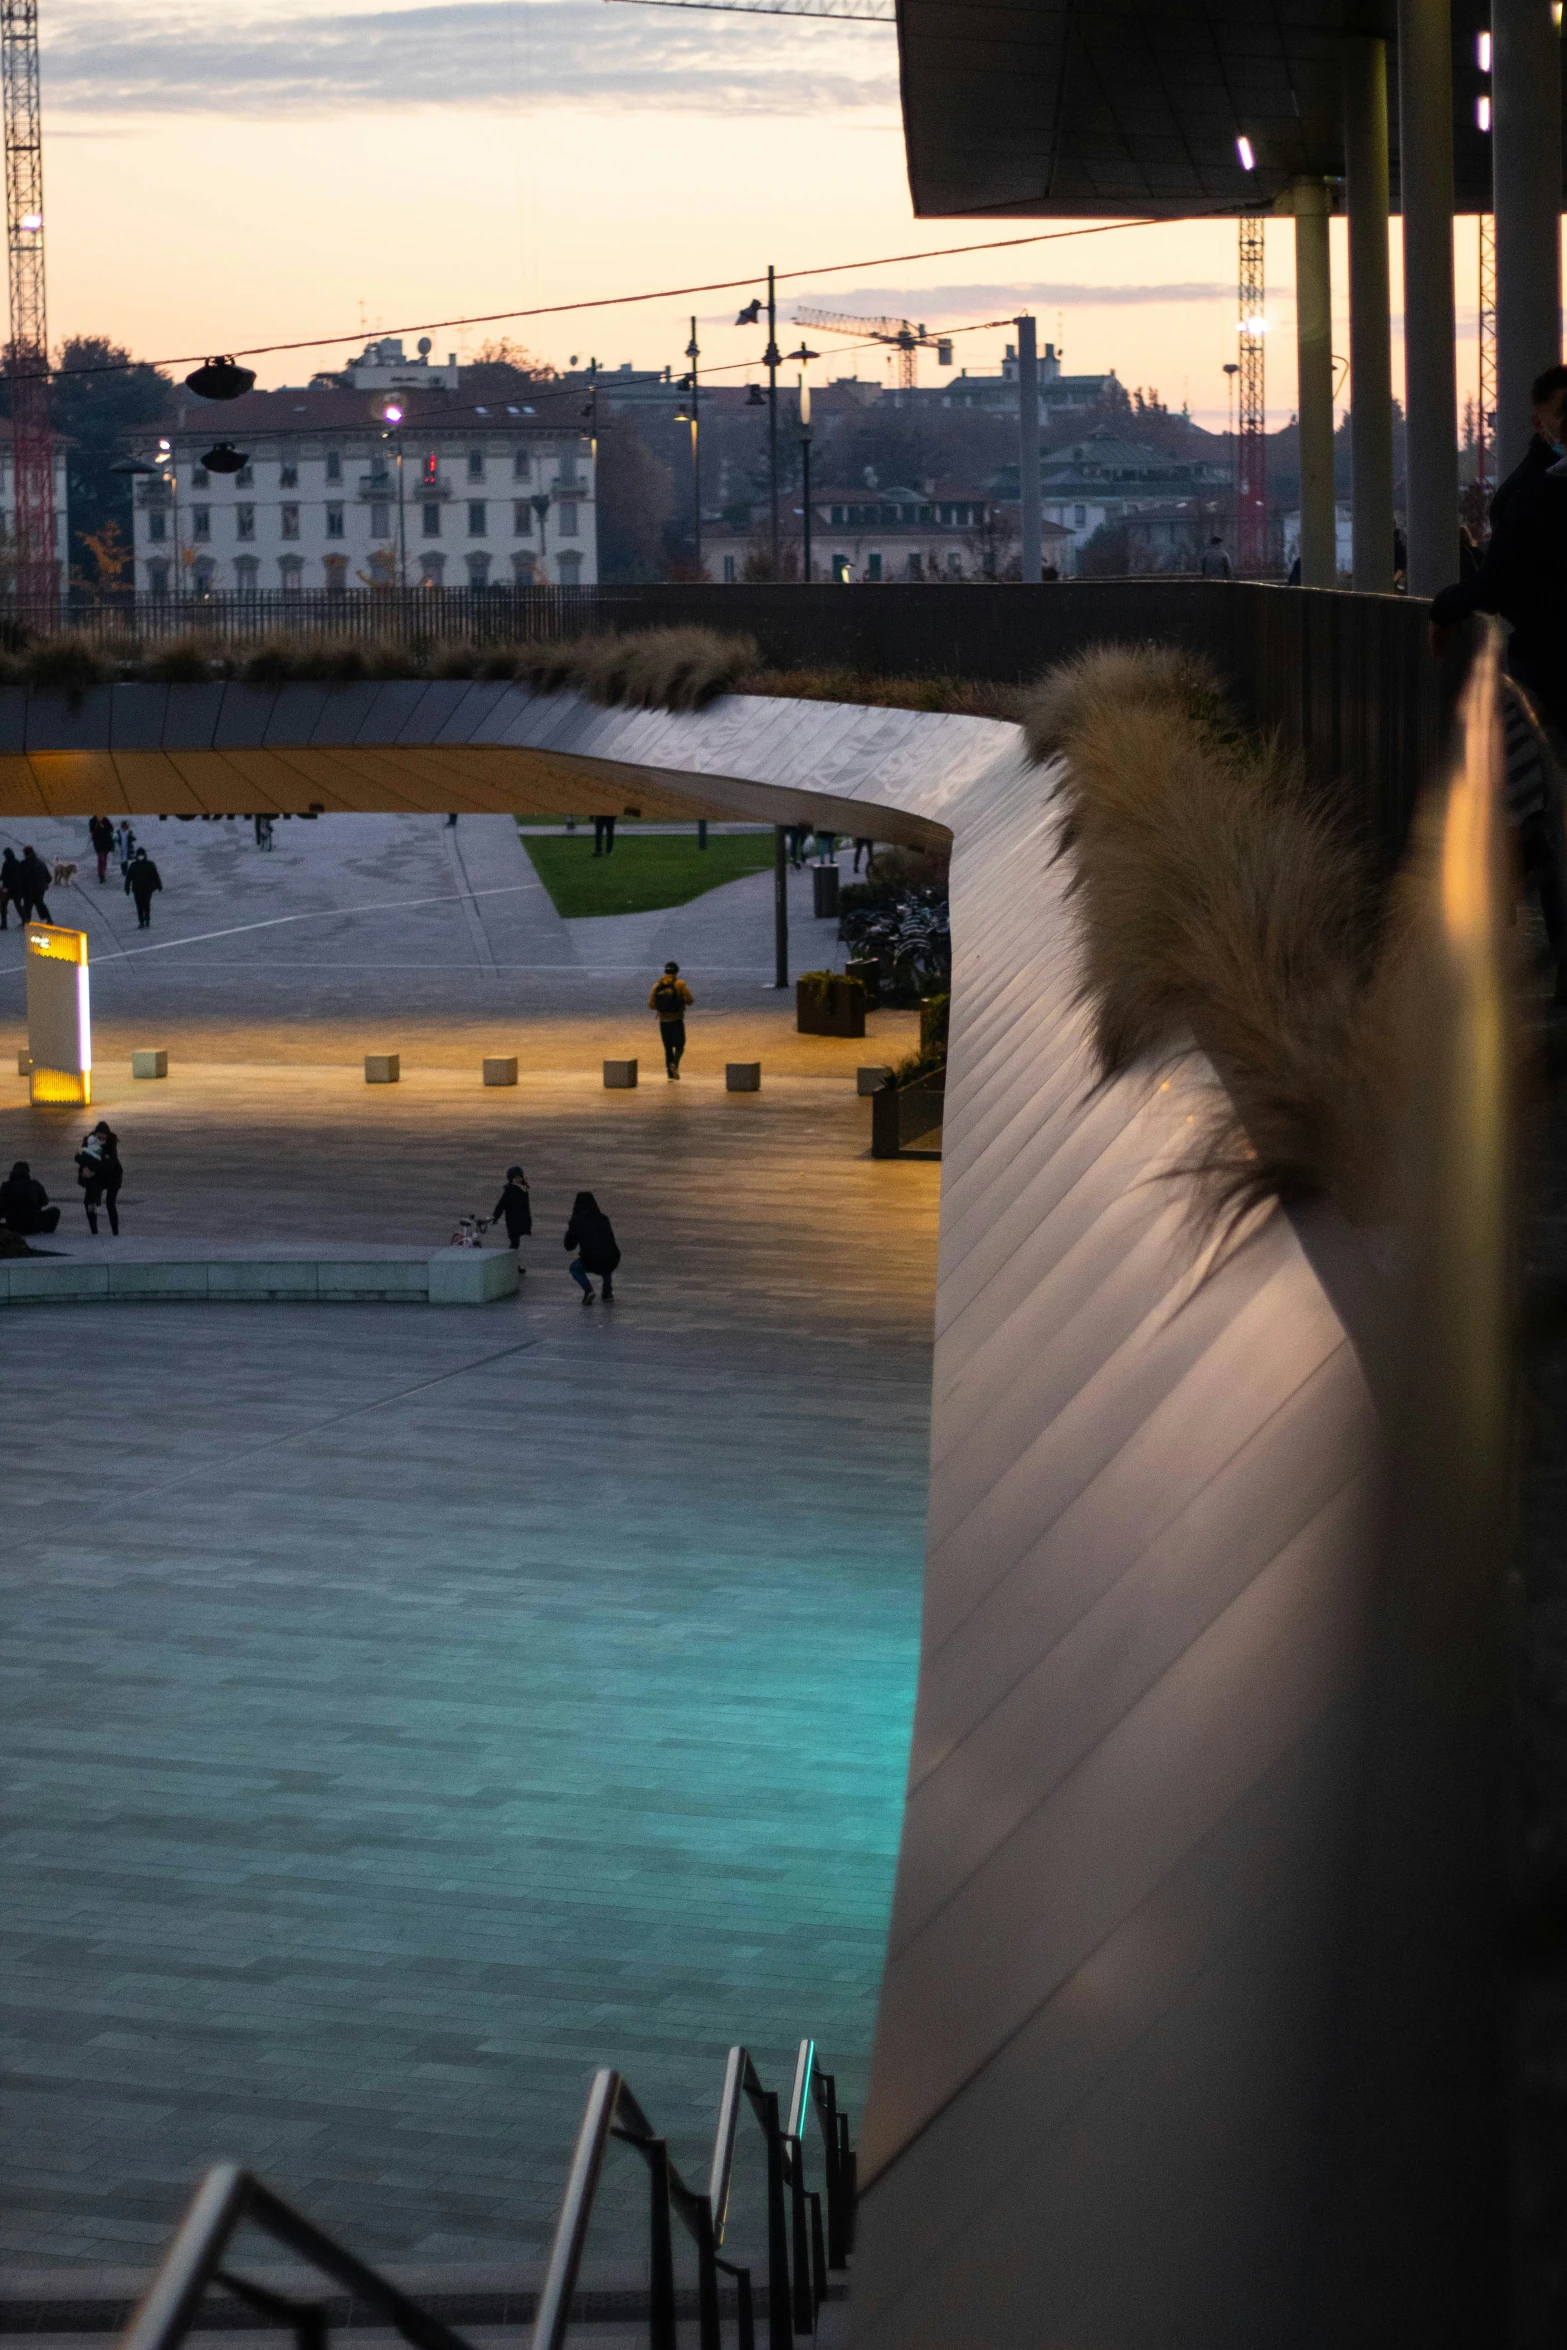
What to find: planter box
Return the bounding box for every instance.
[796,976,866,1038]
[871,1070,945,1160]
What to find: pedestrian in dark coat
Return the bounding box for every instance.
[75,1123,123,1235]
[564,1191,620,1302]
[18,845,51,923]
[89,815,114,884]
[0,1161,60,1233]
[126,849,162,929]
[0,846,20,928]
[492,1165,533,1248]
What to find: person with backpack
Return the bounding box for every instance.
[492,1164,532,1250]
[563,1192,620,1302]
[89,814,115,884]
[125,847,162,929]
[647,960,694,1079]
[75,1122,123,1235]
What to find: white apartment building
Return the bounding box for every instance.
[129,347,596,596]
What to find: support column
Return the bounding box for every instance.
[1344,36,1397,590]
[774,824,789,989]
[1294,180,1338,586]
[1397,0,1460,594]
[1016,314,1042,582]
[1493,0,1563,476]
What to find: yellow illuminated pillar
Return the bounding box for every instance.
[25,922,91,1106]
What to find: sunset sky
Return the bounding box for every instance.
[40,0,1491,429]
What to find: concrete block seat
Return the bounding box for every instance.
[131,1048,168,1078]
[0,1241,518,1307]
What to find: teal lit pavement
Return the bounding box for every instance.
[0,813,937,2284]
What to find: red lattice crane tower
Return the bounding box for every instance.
[1235,216,1268,575]
[1,0,54,605]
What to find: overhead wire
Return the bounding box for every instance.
[40,210,1247,385]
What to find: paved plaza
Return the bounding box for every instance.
[0,814,937,2292]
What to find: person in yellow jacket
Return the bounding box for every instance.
[648,960,694,1079]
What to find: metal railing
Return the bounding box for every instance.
[116,2041,853,2350]
[531,2039,853,2350]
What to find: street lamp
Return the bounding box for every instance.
[737,269,782,570]
[378,400,408,591]
[783,343,818,581]
[531,491,552,582]
[679,314,702,576]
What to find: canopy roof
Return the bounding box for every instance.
[896,0,1505,217]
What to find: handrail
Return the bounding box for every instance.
[118,2166,478,2350]
[532,2040,854,2350]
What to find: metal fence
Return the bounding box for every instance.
[9,579,1459,865]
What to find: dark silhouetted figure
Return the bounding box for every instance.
[89,815,114,883]
[75,1123,123,1235]
[126,848,162,929]
[0,1161,59,1233]
[0,847,20,928]
[493,1165,532,1248]
[18,846,52,923]
[564,1191,620,1302]
[593,814,617,856]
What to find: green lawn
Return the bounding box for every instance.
[524,830,775,918]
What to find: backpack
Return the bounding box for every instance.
[652,979,684,1018]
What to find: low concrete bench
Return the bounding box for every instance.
[482,1056,519,1087]
[0,1248,519,1307]
[365,1053,400,1084]
[132,1049,168,1079]
[726,1063,761,1092]
[603,1059,638,1089]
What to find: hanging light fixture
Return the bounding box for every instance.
[200,443,248,475]
[184,356,257,401]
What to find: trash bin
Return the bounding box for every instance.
[812,864,841,919]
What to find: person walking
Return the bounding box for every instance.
[563,1190,620,1302]
[253,814,274,850]
[593,813,617,857]
[1432,359,1567,995]
[89,814,115,884]
[17,845,52,924]
[492,1164,532,1250]
[1199,535,1233,579]
[115,822,136,882]
[648,959,693,1079]
[852,836,874,875]
[125,847,162,929]
[0,1161,60,1234]
[75,1122,123,1235]
[0,846,21,929]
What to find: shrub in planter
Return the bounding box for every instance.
[796,970,867,1038]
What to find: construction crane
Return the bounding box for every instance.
[1234,217,1267,576]
[792,309,952,391]
[1,0,54,605]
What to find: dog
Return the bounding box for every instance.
[50,858,78,889]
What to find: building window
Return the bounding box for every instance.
[832,553,850,582]
[866,551,883,581]
[325,448,342,482]
[557,500,578,537]
[1073,504,1087,527]
[558,454,580,487]
[236,504,255,540]
[192,506,211,541]
[147,560,170,595]
[468,500,486,537]
[722,555,736,582]
[370,502,390,538]
[467,448,484,480]
[832,505,846,525]
[422,503,442,538]
[278,556,304,593]
[510,551,536,584]
[192,466,209,490]
[513,499,532,536]
[419,553,446,587]
[466,552,491,587]
[326,503,345,538]
[906,551,923,579]
[236,463,253,487]
[147,509,167,542]
[557,551,583,585]
[281,504,300,540]
[945,550,962,577]
[234,555,260,594]
[324,553,349,595]
[192,557,216,593]
[281,461,298,488]
[512,449,531,480]
[368,457,390,486]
